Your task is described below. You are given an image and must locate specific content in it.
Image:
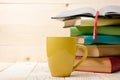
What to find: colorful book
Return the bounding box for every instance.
[76,45,120,57]
[70,26,120,36]
[52,5,120,20]
[75,56,120,73]
[75,35,120,44]
[63,17,120,28]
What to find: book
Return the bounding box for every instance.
[63,17,120,28]
[70,26,120,36]
[76,45,120,57]
[52,5,120,20]
[75,35,120,45]
[75,56,120,73]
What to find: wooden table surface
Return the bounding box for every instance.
[0,62,120,80]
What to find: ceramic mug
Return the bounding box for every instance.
[46,37,88,77]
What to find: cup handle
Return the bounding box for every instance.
[73,45,88,71]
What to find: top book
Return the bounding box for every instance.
[52,5,120,20]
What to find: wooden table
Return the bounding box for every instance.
[0,62,120,80]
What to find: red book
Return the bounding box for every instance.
[75,56,120,73]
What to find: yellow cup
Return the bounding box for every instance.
[46,37,88,77]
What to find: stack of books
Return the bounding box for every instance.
[52,5,120,73]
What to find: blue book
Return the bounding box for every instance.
[76,35,120,45]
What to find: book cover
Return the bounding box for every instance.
[76,45,120,57]
[70,26,120,36]
[75,56,120,73]
[75,35,120,44]
[63,17,120,28]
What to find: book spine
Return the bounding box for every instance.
[70,26,120,36]
[84,35,120,44]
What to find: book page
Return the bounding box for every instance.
[99,5,120,18]
[52,7,95,20]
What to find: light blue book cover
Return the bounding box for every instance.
[82,35,120,45]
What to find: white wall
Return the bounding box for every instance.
[0,0,119,62]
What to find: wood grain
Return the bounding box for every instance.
[0,62,120,80]
[0,63,13,72]
[0,62,37,80]
[0,0,119,4]
[0,4,69,62]
[0,0,119,62]
[27,63,65,80]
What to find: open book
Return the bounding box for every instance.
[52,5,120,20]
